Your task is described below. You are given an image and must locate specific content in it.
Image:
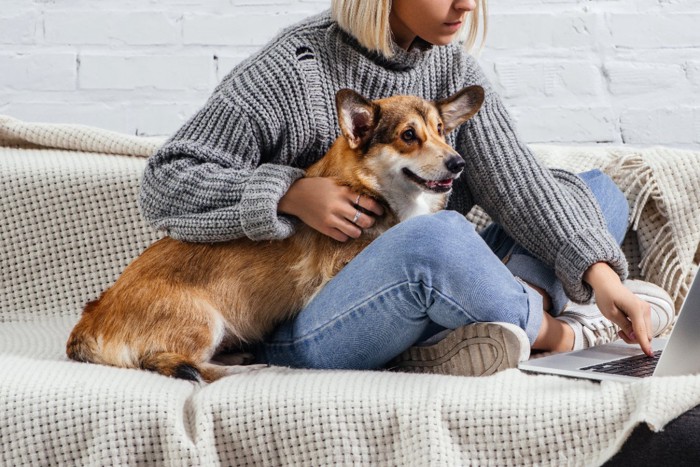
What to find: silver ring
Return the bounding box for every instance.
[354,194,362,206]
[352,210,361,224]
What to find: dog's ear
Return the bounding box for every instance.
[436,85,485,134]
[336,89,378,150]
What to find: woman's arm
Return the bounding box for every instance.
[139,90,305,243]
[454,55,628,304]
[141,90,385,244]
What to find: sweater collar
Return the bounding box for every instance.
[386,36,434,69]
[335,26,434,71]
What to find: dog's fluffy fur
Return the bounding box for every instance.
[66,85,485,382]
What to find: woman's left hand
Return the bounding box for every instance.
[584,262,654,356]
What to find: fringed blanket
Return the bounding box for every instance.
[609,149,700,310]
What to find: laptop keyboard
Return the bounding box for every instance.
[580,350,663,378]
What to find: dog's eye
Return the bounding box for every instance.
[437,123,444,136]
[401,129,416,143]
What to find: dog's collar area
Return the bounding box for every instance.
[401,168,454,193]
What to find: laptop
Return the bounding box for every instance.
[518,271,700,382]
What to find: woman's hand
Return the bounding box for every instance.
[584,262,654,356]
[278,177,384,242]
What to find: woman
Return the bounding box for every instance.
[140,0,673,375]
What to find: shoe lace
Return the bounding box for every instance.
[580,317,619,348]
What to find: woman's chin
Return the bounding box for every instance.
[424,35,459,46]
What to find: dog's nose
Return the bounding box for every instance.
[445,155,466,174]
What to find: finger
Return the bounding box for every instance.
[342,221,363,239]
[611,303,652,355]
[334,216,363,239]
[345,206,375,229]
[628,307,653,356]
[643,302,653,341]
[325,228,349,243]
[343,188,360,208]
[618,330,634,344]
[357,196,385,217]
[609,312,643,349]
[348,191,384,217]
[605,306,634,340]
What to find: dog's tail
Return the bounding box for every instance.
[68,339,228,383]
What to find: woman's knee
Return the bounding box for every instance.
[377,212,532,330]
[390,211,477,264]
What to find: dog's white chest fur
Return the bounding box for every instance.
[395,191,443,221]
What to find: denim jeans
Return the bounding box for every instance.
[255,169,629,370]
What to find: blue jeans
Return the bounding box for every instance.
[254,170,629,369]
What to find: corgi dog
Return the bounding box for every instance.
[66,85,485,382]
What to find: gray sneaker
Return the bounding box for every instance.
[557,279,675,351]
[387,322,531,377]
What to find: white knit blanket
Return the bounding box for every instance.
[1,115,699,466]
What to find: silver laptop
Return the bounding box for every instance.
[518,271,700,382]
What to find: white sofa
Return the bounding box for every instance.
[1,115,699,466]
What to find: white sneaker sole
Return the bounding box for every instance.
[388,322,530,377]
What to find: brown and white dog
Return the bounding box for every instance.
[66,85,485,382]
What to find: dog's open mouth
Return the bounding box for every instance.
[402,168,455,193]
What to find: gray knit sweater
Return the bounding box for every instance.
[140,10,627,303]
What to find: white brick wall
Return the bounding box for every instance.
[1,0,699,148]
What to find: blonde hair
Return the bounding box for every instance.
[331,0,488,57]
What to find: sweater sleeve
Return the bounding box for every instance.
[455,58,628,304]
[139,89,305,243]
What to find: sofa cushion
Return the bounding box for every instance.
[2,116,700,465]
